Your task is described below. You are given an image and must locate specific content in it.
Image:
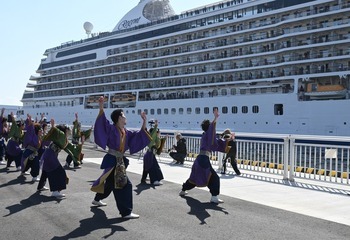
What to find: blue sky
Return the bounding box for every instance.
[0,0,217,106]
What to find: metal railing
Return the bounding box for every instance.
[161,133,350,185]
[85,127,350,186]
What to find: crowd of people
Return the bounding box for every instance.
[0,99,241,219]
[0,108,85,198]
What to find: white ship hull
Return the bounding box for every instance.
[22,92,350,136]
[20,0,350,136]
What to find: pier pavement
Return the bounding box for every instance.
[1,144,350,240]
[88,149,350,227]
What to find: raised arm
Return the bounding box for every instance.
[213,108,219,123]
[99,96,104,111]
[50,118,55,128]
[10,112,15,122]
[140,111,147,130]
[27,114,33,126]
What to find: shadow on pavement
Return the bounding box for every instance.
[4,192,61,217]
[134,182,154,195]
[181,195,229,225]
[51,207,127,239]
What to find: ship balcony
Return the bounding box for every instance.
[26,83,36,88]
[29,75,40,81]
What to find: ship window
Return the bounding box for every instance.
[157,109,161,114]
[150,109,155,115]
[242,106,248,114]
[231,88,237,95]
[232,106,238,114]
[204,107,210,114]
[171,108,176,114]
[164,109,169,115]
[222,107,228,114]
[195,107,201,114]
[274,104,283,115]
[187,108,192,114]
[143,109,148,114]
[137,109,142,115]
[252,105,259,113]
[179,108,184,115]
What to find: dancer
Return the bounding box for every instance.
[20,114,43,182]
[91,96,151,219]
[140,120,166,185]
[220,129,241,175]
[5,112,24,171]
[0,108,8,165]
[65,113,90,168]
[179,108,230,204]
[37,119,69,199]
[169,133,187,164]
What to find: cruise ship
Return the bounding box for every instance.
[21,0,350,136]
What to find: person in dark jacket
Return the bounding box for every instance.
[220,129,241,175]
[169,133,187,164]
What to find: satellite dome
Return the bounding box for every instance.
[83,21,93,34]
[112,0,175,31]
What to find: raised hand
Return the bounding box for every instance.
[141,112,147,130]
[99,96,104,110]
[50,118,55,127]
[213,108,219,122]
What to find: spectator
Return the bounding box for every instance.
[169,133,187,164]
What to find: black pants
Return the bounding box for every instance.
[182,167,220,196]
[66,155,79,167]
[94,169,133,217]
[6,152,22,168]
[169,152,186,163]
[222,158,241,175]
[38,167,67,192]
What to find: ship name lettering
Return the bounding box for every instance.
[118,17,141,30]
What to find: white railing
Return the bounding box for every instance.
[160,133,350,185]
[85,126,350,186]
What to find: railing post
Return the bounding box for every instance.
[283,137,289,180]
[289,137,295,182]
[217,152,223,171]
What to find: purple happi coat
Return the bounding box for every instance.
[189,122,228,187]
[91,111,151,193]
